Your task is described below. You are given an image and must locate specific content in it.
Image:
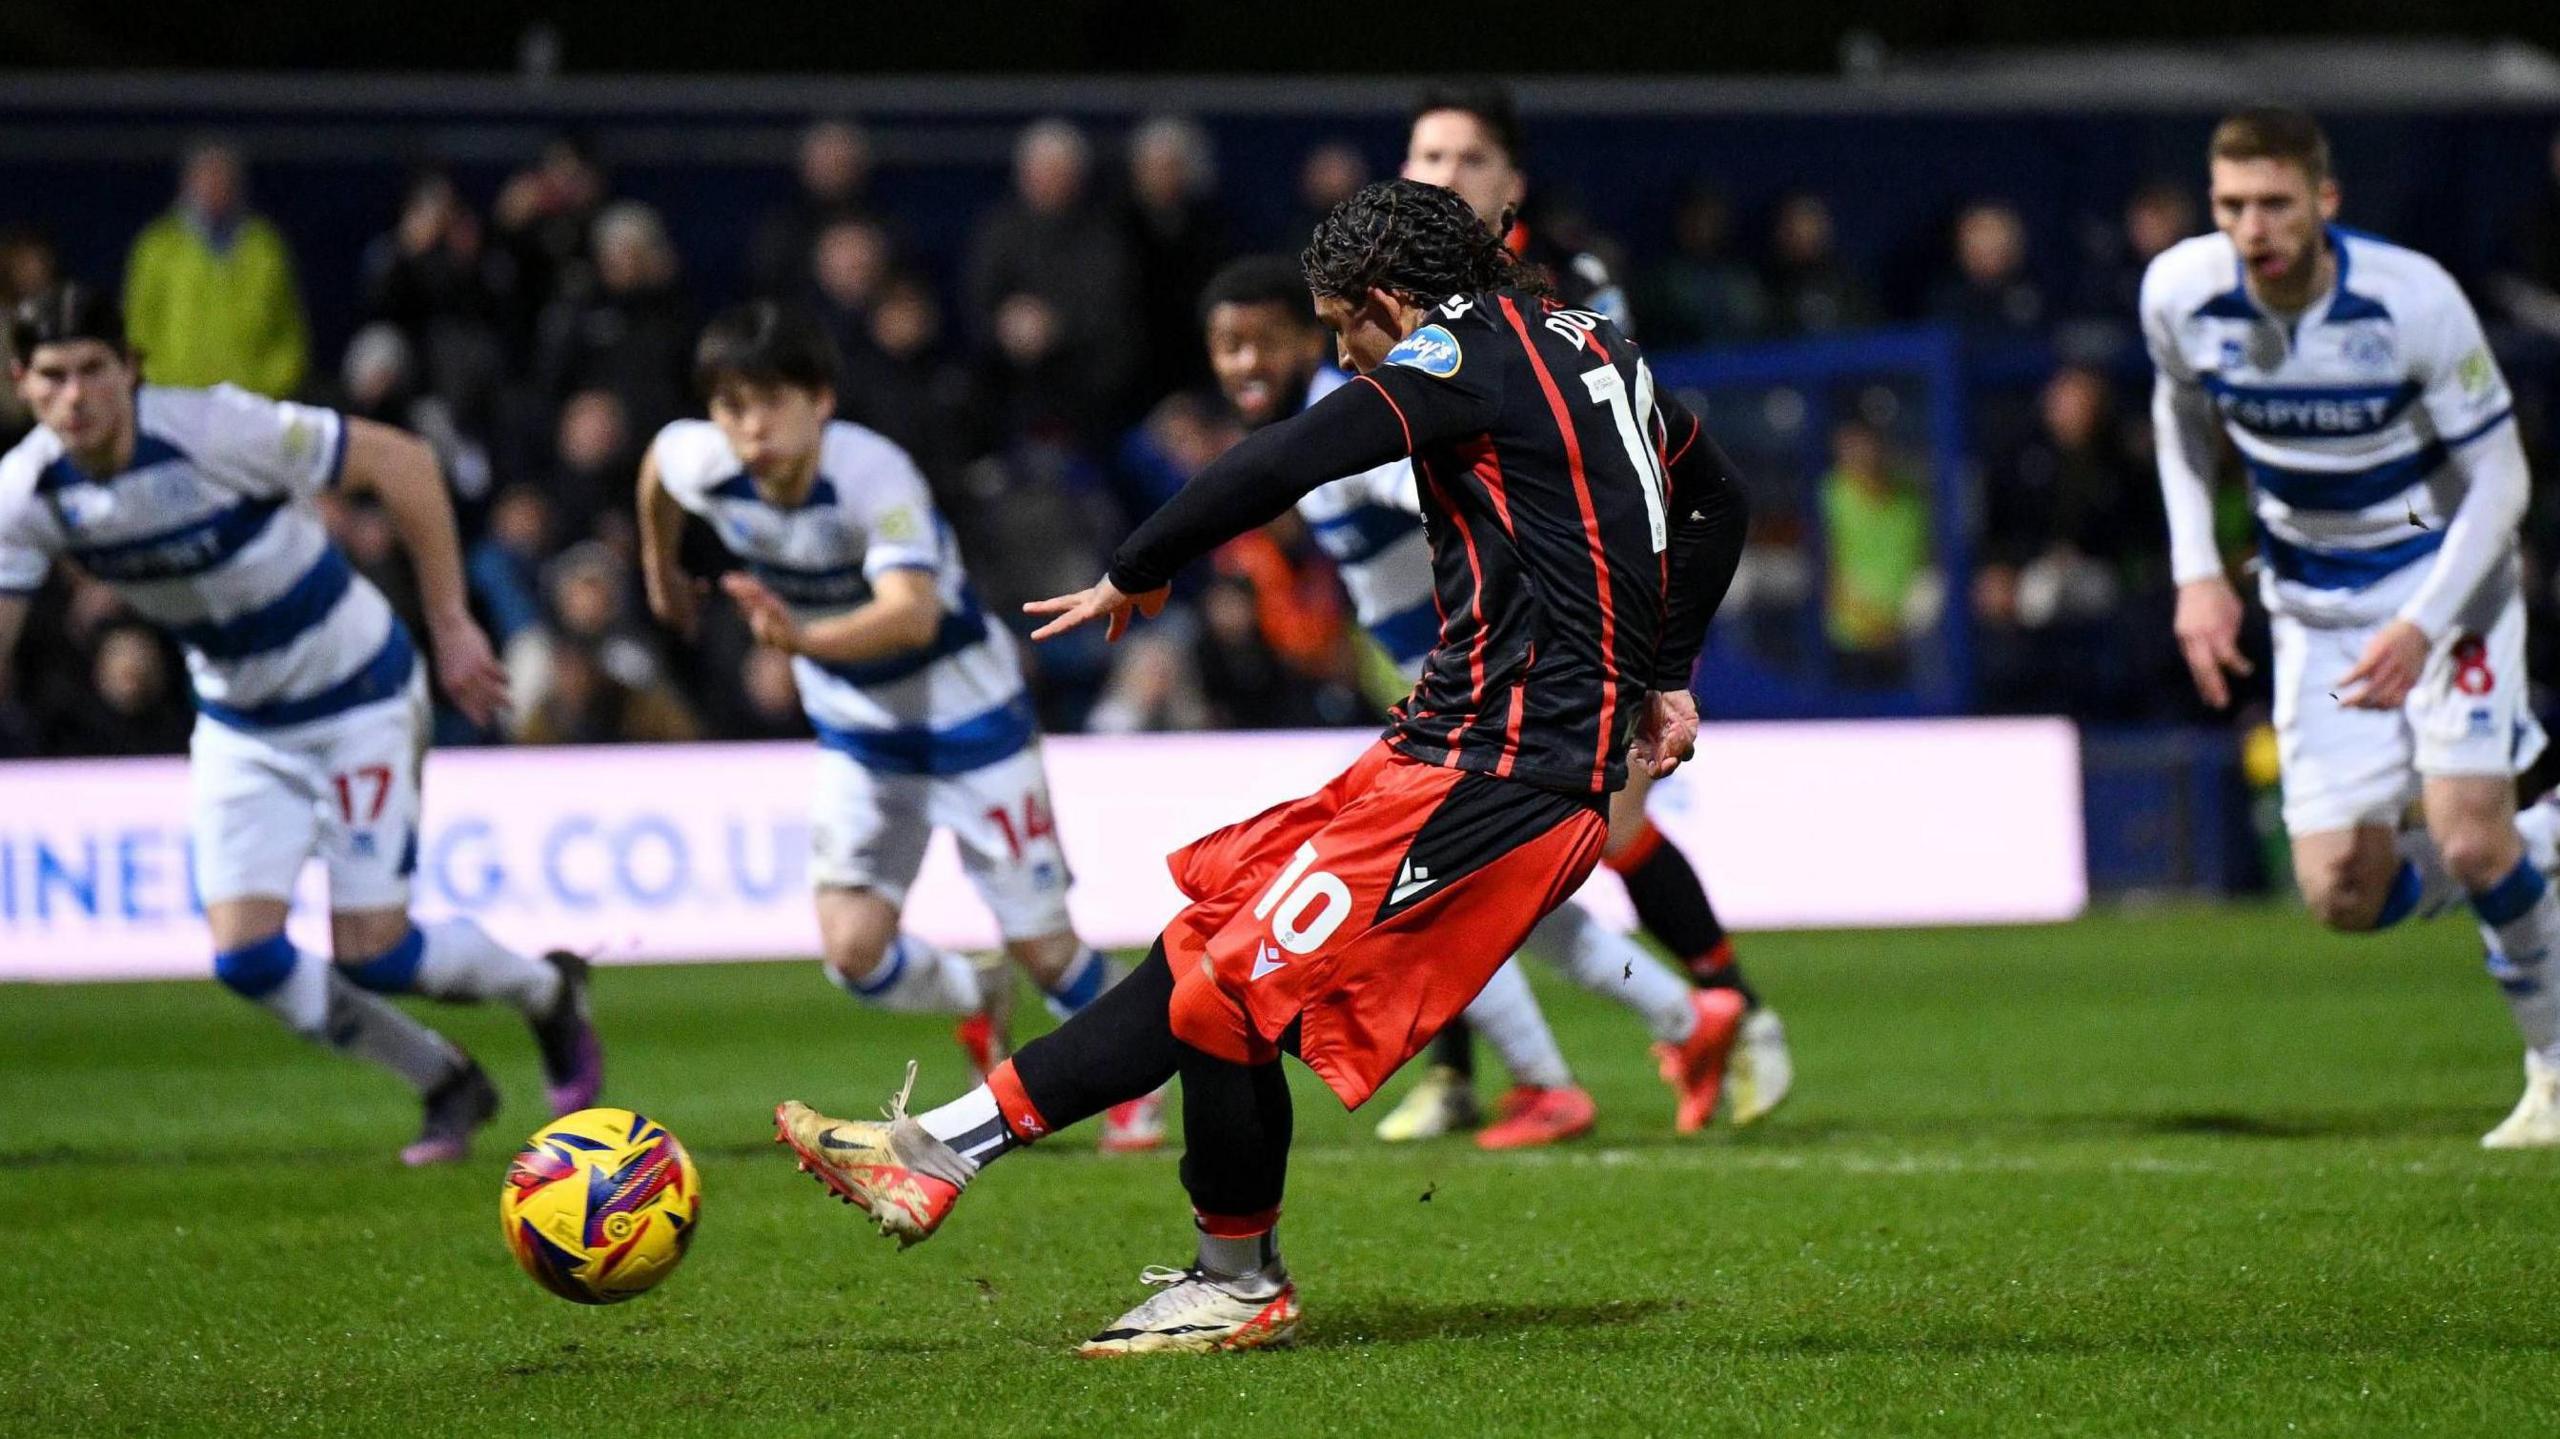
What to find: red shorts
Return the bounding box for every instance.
[1161,741,1607,1109]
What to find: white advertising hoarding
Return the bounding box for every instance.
[0,719,2083,981]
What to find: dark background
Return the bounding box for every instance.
[8,0,2560,74]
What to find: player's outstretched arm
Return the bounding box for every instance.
[1653,399,1751,693]
[2341,420,2529,710]
[1029,375,1416,642]
[0,592,29,707]
[2152,373,2252,709]
[635,448,702,639]
[339,417,508,726]
[728,568,943,664]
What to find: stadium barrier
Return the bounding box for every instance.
[0,720,2083,981]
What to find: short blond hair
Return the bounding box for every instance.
[2210,107,2331,186]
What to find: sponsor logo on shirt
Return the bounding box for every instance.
[2213,392,2397,436]
[1385,324,1462,378]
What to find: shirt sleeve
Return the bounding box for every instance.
[1653,395,1749,691]
[187,383,347,500]
[2410,270,2515,447]
[1356,314,1505,452]
[1110,373,1415,595]
[0,504,52,593]
[2139,260,2228,586]
[647,422,723,519]
[846,439,945,581]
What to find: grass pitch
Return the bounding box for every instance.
[5,906,2557,1437]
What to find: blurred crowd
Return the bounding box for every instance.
[7,117,2560,756]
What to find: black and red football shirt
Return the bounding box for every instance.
[1109,287,1742,797]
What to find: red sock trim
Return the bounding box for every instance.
[1602,818,1665,875]
[1686,937,1736,975]
[1193,1206,1281,1239]
[985,1060,1051,1142]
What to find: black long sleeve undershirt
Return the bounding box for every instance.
[1107,375,1413,597]
[1653,403,1750,692]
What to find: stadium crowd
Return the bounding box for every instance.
[6,115,2560,757]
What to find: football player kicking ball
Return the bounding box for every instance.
[2147,109,2560,1145]
[0,286,601,1164]
[1385,82,1790,1137]
[773,180,1749,1353]
[640,302,1161,1152]
[1199,254,1736,1148]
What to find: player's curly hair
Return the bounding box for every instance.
[1300,179,1551,306]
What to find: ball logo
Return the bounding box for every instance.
[2339,327,2393,370]
[1385,325,1462,378]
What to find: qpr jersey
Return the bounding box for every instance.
[0,384,416,729]
[650,418,1031,776]
[2141,225,2519,625]
[1292,367,1438,672]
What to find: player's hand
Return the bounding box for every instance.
[1632,689,1702,779]
[642,562,704,640]
[2337,619,2430,711]
[427,610,510,729]
[2173,577,2253,709]
[720,572,801,654]
[1023,577,1167,643]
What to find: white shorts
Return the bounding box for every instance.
[190,672,431,912]
[2273,587,2547,836]
[809,742,1074,941]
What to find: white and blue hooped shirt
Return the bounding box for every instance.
[2141,226,2518,624]
[0,384,413,729]
[1291,367,1439,675]
[650,418,1030,776]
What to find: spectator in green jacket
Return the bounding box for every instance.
[1821,417,1933,684]
[124,138,309,397]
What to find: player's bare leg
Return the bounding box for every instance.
[2289,825,2403,932]
[815,887,995,1072]
[1006,930,1169,1153]
[205,898,491,1165]
[2423,777,2560,1146]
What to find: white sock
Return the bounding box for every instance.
[2470,858,2560,1059]
[415,918,562,1016]
[1461,959,1574,1090]
[830,934,983,1015]
[324,973,472,1090]
[1040,946,1109,1019]
[216,933,461,1091]
[917,1085,1012,1171]
[1522,903,1697,1045]
[2517,798,2560,877]
[2390,828,2461,923]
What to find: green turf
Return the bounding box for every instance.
[5,907,2558,1437]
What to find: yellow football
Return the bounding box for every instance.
[500,1107,700,1304]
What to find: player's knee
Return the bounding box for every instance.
[212,932,298,1001]
[2300,864,2386,933]
[2434,827,2519,893]
[1006,931,1080,988]
[823,935,893,987]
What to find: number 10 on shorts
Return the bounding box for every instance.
[1253,842,1352,955]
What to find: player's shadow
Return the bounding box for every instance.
[1305,1295,1674,1350]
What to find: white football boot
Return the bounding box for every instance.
[1726,1007,1795,1126]
[1372,1065,1480,1142]
[2481,1050,2560,1149]
[1078,1265,1300,1356]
